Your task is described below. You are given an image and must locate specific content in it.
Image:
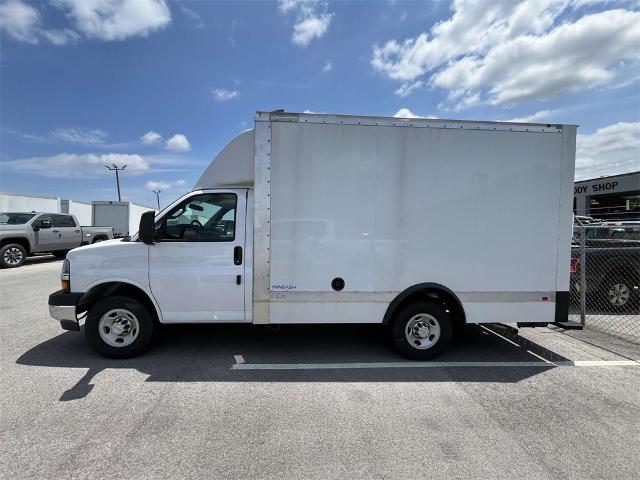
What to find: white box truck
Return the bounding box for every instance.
[92,201,154,238]
[49,111,577,359]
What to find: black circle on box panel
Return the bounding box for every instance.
[331,277,345,291]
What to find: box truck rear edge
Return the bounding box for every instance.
[48,111,578,359]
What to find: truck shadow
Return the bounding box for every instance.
[24,255,61,266]
[17,324,568,401]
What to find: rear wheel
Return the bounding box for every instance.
[85,295,154,358]
[92,237,107,244]
[53,250,69,258]
[1,243,27,268]
[601,276,638,312]
[391,301,452,360]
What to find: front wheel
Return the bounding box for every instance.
[391,302,453,360]
[85,296,154,358]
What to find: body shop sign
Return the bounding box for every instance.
[575,181,619,195]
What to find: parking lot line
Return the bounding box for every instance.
[230,359,639,370]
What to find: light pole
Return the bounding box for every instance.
[105,164,127,202]
[153,189,161,210]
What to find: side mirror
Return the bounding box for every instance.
[139,211,156,245]
[40,220,52,229]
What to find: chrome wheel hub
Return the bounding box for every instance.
[405,314,441,350]
[98,309,140,347]
[609,283,630,306]
[3,247,23,265]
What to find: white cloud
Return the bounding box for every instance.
[393,108,437,119]
[393,108,419,119]
[278,0,334,47]
[51,127,108,144]
[0,0,40,43]
[0,0,171,45]
[394,80,423,98]
[292,13,332,46]
[141,131,163,145]
[42,28,80,45]
[145,178,187,191]
[212,88,239,102]
[145,180,171,191]
[52,0,171,41]
[165,134,191,152]
[179,4,203,29]
[322,60,332,72]
[278,0,301,14]
[371,1,640,108]
[575,122,640,179]
[3,152,149,178]
[505,109,560,123]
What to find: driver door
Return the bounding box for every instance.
[32,215,61,252]
[148,190,248,323]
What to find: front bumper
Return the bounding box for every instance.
[48,290,83,331]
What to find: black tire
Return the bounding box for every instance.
[391,301,453,360]
[600,276,639,313]
[85,295,154,358]
[1,243,27,268]
[52,250,69,258]
[92,237,107,244]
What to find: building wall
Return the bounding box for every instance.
[574,171,640,219]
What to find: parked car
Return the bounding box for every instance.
[570,243,640,312]
[574,215,602,225]
[0,212,114,268]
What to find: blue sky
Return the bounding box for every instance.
[1,0,639,207]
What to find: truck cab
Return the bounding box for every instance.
[48,129,256,357]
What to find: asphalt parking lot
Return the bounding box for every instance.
[1,258,640,480]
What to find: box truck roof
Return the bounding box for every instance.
[194,111,576,190]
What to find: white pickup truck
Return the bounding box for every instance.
[0,212,113,268]
[48,111,577,360]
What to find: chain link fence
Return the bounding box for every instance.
[569,223,640,343]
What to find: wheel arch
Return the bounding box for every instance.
[383,283,466,331]
[78,281,162,324]
[1,237,31,255]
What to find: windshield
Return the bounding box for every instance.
[0,213,37,225]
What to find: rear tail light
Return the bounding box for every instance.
[570,257,579,273]
[61,259,70,291]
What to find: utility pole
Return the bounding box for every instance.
[105,164,127,202]
[153,189,161,210]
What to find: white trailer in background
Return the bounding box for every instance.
[49,111,577,360]
[91,201,155,238]
[0,192,61,213]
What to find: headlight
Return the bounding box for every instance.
[61,259,70,291]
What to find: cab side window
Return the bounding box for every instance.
[160,193,237,242]
[36,215,53,228]
[53,215,77,227]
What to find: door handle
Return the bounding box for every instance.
[52,229,59,233]
[74,230,80,233]
[236,275,242,285]
[234,246,243,265]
